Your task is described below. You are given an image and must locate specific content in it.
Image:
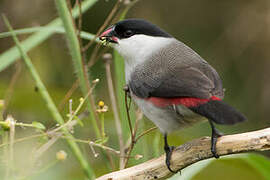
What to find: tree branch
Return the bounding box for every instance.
[97,127,270,180]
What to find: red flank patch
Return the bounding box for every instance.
[146,96,221,107]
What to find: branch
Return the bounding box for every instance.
[97,127,270,180]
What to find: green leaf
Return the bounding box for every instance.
[240,153,270,180]
[32,121,46,130]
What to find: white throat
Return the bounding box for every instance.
[113,34,174,81]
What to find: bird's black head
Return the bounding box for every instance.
[99,19,172,43]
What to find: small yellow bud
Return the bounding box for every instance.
[96,101,108,113]
[98,101,105,108]
[56,150,67,161]
[79,97,84,103]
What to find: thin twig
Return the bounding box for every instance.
[125,91,133,140]
[58,79,79,111]
[60,136,121,157]
[104,53,125,169]
[123,107,144,167]
[132,109,143,140]
[123,91,137,167]
[61,136,142,159]
[89,141,100,157]
[135,127,157,143]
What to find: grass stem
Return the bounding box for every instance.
[54,0,101,139]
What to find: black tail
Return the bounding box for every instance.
[190,100,247,125]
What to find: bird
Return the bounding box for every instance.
[99,18,247,172]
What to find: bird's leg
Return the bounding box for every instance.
[164,134,179,173]
[209,120,223,158]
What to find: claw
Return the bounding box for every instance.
[165,146,179,173]
[164,134,181,173]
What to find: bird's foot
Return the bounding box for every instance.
[210,122,223,158]
[164,134,181,173]
[164,145,181,173]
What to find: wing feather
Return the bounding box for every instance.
[128,40,224,99]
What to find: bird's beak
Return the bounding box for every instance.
[99,26,118,44]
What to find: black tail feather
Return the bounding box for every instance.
[190,100,247,125]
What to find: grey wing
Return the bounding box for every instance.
[128,40,224,99]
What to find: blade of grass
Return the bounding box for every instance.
[54,0,101,138]
[0,0,98,72]
[3,16,95,179]
[0,26,97,41]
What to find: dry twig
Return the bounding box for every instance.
[104,53,125,169]
[97,127,270,180]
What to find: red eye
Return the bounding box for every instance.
[124,30,134,37]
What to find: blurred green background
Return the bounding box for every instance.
[0,0,270,179]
